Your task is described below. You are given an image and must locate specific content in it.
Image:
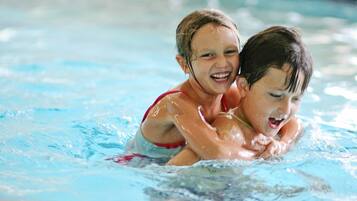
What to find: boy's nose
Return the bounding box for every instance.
[278,99,291,116]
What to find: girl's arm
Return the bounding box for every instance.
[279,117,303,146]
[167,115,257,165]
[167,95,231,159]
[168,96,256,160]
[166,146,200,166]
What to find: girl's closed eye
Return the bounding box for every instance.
[224,49,238,56]
[200,52,215,59]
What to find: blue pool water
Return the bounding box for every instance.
[0,0,356,200]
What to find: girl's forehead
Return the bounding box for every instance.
[197,23,230,32]
[191,24,238,49]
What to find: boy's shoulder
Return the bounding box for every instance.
[213,110,244,141]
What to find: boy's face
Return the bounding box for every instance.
[240,64,304,137]
[189,23,239,95]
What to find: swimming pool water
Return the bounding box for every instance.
[0,0,356,200]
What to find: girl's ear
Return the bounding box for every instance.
[236,77,249,98]
[176,55,189,74]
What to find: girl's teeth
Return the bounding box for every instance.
[211,72,230,79]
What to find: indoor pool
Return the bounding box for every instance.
[0,0,356,200]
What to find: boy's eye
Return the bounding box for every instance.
[269,93,283,98]
[292,96,301,102]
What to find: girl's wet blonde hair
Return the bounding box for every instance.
[176,9,240,67]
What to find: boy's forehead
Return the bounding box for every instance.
[261,67,290,89]
[260,64,304,93]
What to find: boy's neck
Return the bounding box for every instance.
[232,107,261,145]
[232,108,253,130]
[232,108,252,129]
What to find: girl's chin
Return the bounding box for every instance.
[210,87,228,95]
[212,79,232,88]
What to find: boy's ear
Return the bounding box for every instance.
[236,77,249,97]
[176,54,189,74]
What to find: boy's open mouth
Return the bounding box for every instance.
[268,117,284,129]
[210,71,231,82]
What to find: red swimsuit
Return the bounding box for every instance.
[141,90,228,148]
[111,90,229,164]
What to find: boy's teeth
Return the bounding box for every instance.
[269,117,284,126]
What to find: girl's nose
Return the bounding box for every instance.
[216,55,228,68]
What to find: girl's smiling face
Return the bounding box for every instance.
[188,23,239,95]
[239,64,305,137]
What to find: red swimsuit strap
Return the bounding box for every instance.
[141,90,183,123]
[221,94,229,112]
[141,90,186,149]
[153,141,186,149]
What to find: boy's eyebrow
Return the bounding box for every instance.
[270,85,294,92]
[271,86,304,95]
[270,87,287,92]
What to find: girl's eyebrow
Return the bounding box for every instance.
[227,45,239,49]
[199,49,213,52]
[194,44,239,55]
[198,47,238,54]
[195,48,213,53]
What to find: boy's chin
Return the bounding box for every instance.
[262,130,279,138]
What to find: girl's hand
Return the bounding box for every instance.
[250,134,273,152]
[259,139,288,159]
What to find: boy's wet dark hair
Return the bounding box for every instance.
[239,26,313,93]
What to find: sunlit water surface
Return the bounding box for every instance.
[0,0,356,200]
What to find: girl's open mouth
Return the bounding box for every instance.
[210,71,231,82]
